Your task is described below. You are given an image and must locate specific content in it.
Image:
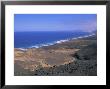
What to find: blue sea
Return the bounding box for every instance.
[14,31,92,49]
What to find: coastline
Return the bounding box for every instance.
[14,34,97,76]
[15,33,96,50]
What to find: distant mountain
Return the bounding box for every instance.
[92,30,97,34]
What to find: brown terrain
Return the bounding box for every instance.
[14,35,97,76]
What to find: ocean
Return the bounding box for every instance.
[14,31,92,49]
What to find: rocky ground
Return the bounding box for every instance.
[14,35,97,76]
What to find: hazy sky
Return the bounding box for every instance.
[14,14,97,32]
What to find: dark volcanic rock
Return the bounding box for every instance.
[35,59,97,76]
[73,41,97,60]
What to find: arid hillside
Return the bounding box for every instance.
[14,35,97,76]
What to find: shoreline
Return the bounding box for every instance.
[15,33,96,50]
[14,34,97,76]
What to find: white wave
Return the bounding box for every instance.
[18,48,27,51]
[30,46,39,48]
[72,33,96,40]
[55,39,68,44]
[29,42,55,48]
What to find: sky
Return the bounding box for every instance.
[14,14,97,32]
